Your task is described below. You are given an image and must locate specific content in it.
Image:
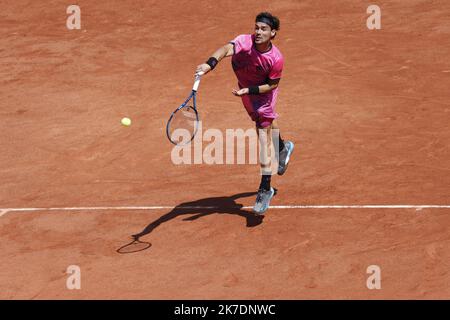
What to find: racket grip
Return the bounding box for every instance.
[193,72,203,92]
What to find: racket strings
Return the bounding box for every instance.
[167,105,199,145]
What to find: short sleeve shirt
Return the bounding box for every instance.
[230,34,284,88]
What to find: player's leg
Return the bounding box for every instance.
[273,119,294,175]
[244,92,294,176]
[253,118,277,215]
[262,118,295,176]
[240,95,292,213]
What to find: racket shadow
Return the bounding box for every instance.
[132,192,262,240]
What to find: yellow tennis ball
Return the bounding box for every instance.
[121,117,131,126]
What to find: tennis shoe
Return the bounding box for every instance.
[278,141,294,175]
[253,187,276,215]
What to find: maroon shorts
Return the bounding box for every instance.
[240,91,278,128]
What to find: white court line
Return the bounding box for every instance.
[1,205,450,217]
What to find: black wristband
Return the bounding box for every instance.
[248,86,260,95]
[206,57,218,70]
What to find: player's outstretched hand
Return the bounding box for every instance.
[195,63,211,76]
[232,88,249,97]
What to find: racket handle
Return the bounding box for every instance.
[193,71,204,92]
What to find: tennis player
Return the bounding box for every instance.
[195,12,294,214]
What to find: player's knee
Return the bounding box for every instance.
[257,118,273,129]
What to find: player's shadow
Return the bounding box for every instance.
[132,192,262,240]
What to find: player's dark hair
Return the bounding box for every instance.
[255,12,280,31]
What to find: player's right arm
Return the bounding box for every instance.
[195,43,234,75]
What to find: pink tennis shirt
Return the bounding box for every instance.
[230,34,284,127]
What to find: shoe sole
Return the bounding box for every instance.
[253,188,277,215]
[278,143,294,176]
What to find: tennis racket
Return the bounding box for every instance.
[166,71,204,145]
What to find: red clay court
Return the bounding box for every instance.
[0,0,449,299]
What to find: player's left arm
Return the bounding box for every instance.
[261,78,281,93]
[232,56,284,96]
[232,78,280,96]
